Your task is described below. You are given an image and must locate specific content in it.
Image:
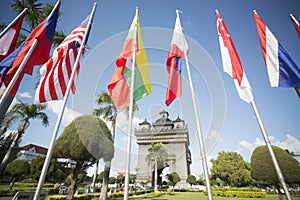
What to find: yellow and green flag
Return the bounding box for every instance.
[108,11,151,108]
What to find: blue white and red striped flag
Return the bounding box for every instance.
[0,12,24,62]
[35,15,90,103]
[254,11,300,97]
[3,1,60,96]
[165,12,188,106]
[216,10,253,103]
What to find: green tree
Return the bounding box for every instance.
[29,156,66,183]
[166,172,181,190]
[186,175,197,188]
[210,151,253,187]
[93,91,138,200]
[0,133,18,165]
[0,103,48,176]
[146,143,168,192]
[93,91,117,200]
[53,115,114,200]
[4,159,30,189]
[251,145,300,198]
[97,171,105,183]
[116,174,125,185]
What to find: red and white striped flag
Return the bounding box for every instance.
[35,15,90,103]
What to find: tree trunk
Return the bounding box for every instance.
[154,157,158,192]
[92,160,99,191]
[0,88,14,123]
[276,184,284,200]
[67,169,79,200]
[100,113,116,200]
[0,131,22,176]
[100,161,111,200]
[9,177,16,190]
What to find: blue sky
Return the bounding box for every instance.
[1,0,300,178]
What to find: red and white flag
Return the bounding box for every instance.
[216,10,253,103]
[0,11,25,62]
[35,15,90,103]
[165,11,188,106]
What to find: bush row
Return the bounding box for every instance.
[204,190,267,198]
[48,190,153,200]
[12,182,55,188]
[0,189,19,196]
[212,187,261,192]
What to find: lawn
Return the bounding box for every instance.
[118,192,300,200]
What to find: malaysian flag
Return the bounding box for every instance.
[35,15,90,103]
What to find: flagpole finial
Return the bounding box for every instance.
[253,10,257,14]
[176,9,183,16]
[215,9,219,15]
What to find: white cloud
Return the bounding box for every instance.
[116,111,141,134]
[18,92,32,99]
[46,100,83,126]
[238,134,300,156]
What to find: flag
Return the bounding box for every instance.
[0,42,24,86]
[254,11,300,97]
[216,10,253,103]
[290,14,300,38]
[289,14,300,97]
[35,15,90,103]
[165,12,188,106]
[3,1,60,96]
[0,12,24,62]
[108,11,151,109]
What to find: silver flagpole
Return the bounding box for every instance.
[33,3,97,200]
[0,8,27,38]
[290,13,299,27]
[124,7,139,200]
[0,39,38,108]
[250,101,292,200]
[176,10,213,200]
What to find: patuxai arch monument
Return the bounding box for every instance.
[135,110,191,188]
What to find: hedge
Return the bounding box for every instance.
[203,188,267,198]
[12,182,55,188]
[48,191,153,200]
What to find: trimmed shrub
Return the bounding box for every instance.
[167,188,173,193]
[153,191,161,196]
[203,188,267,198]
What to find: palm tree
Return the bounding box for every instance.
[10,0,66,46]
[93,91,138,200]
[0,102,48,176]
[146,143,168,192]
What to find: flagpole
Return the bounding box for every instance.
[124,7,138,200]
[33,3,97,200]
[175,10,213,200]
[290,13,299,27]
[0,39,38,108]
[250,100,292,200]
[0,8,27,39]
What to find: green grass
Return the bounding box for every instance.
[103,192,300,200]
